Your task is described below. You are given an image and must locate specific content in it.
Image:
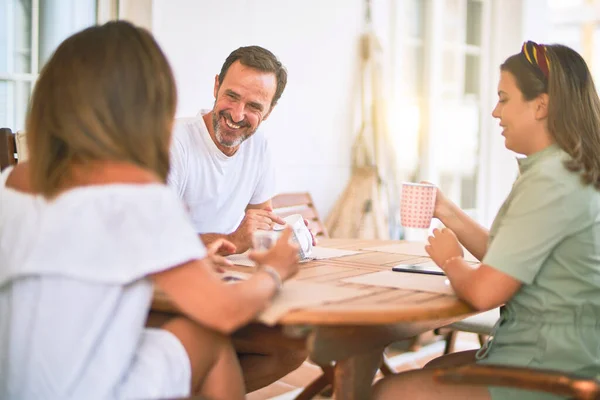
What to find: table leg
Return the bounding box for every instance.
[333,348,383,400]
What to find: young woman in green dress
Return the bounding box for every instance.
[373,42,600,400]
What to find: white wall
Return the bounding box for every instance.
[152,0,365,219]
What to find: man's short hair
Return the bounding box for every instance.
[218,46,287,107]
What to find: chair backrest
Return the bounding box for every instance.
[0,128,17,170]
[272,192,328,238]
[14,131,28,162]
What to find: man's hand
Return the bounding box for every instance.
[303,218,318,246]
[229,209,285,253]
[206,238,237,271]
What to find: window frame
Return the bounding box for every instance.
[1,0,39,131]
[419,0,491,222]
[1,0,126,131]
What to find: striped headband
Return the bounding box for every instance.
[521,41,550,79]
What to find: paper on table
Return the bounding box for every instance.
[217,271,364,325]
[225,252,310,267]
[341,270,455,295]
[226,246,362,267]
[362,242,478,263]
[310,246,362,259]
[407,260,441,268]
[258,281,365,325]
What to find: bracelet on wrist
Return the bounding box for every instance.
[260,265,283,294]
[442,255,464,270]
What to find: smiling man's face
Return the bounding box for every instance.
[210,60,276,154]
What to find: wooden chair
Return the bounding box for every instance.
[271,192,395,398]
[0,128,17,170]
[0,128,27,171]
[272,192,328,238]
[434,364,600,400]
[14,130,28,162]
[436,308,499,354]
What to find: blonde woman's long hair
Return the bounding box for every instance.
[26,21,177,197]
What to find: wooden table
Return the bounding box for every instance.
[152,239,477,399]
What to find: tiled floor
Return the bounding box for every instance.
[247,331,482,400]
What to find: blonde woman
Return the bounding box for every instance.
[0,21,299,399]
[373,42,600,399]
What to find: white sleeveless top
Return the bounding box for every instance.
[0,167,206,399]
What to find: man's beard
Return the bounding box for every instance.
[212,111,254,148]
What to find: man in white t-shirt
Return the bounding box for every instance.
[169,46,291,257]
[167,46,308,393]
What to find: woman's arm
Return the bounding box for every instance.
[152,259,279,334]
[441,258,521,311]
[434,188,489,261]
[426,228,521,311]
[151,227,299,334]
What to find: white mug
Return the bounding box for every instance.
[274,214,313,260]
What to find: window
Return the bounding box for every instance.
[390,0,426,176]
[387,0,490,239]
[547,0,600,86]
[436,0,486,212]
[0,0,36,132]
[1,0,98,131]
[420,0,489,218]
